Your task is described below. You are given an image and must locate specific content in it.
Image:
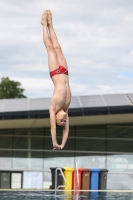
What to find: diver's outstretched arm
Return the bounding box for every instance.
[60,112,69,149]
[49,106,60,149]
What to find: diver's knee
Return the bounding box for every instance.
[54,44,62,50]
[45,44,55,51]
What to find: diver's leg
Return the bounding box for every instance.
[42,10,59,72]
[47,10,68,69]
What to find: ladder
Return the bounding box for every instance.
[54,163,79,198]
[55,168,67,196]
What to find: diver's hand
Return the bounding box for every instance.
[59,144,64,149]
[53,143,61,150]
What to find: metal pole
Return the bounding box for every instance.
[28,131,31,169]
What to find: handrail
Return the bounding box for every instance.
[76,163,79,189]
[55,168,67,196]
[73,162,80,199]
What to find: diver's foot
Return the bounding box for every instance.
[47,9,52,25]
[41,10,48,26]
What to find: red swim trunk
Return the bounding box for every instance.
[50,66,68,78]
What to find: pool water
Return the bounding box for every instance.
[0,191,133,200]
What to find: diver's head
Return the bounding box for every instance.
[56,110,67,126]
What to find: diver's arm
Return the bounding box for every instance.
[49,106,60,148]
[60,112,69,149]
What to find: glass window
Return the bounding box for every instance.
[13,129,29,149]
[0,130,13,168]
[43,171,51,189]
[13,151,44,169]
[13,151,28,168]
[44,137,52,150]
[107,139,133,153]
[0,124,133,174]
[0,136,12,148]
[76,125,106,138]
[75,152,106,169]
[14,129,29,135]
[107,154,133,171]
[0,150,12,168]
[13,137,28,149]
[0,129,13,135]
[31,128,45,136]
[76,138,105,151]
[107,173,133,190]
[31,152,43,169]
[107,125,133,139]
[31,137,44,150]
[44,152,74,170]
[45,128,51,137]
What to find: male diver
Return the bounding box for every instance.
[41,10,71,150]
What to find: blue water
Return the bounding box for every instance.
[0,191,133,200]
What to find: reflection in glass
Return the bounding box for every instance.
[0,151,12,168]
[75,153,106,169]
[13,151,28,168]
[44,152,75,170]
[107,173,133,190]
[107,154,133,171]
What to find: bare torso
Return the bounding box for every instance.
[50,74,71,113]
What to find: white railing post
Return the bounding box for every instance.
[73,162,80,199]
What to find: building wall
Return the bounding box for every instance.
[0,124,133,189]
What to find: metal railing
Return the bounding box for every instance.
[54,164,79,198]
[55,168,67,196]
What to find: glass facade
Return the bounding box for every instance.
[0,124,133,189]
